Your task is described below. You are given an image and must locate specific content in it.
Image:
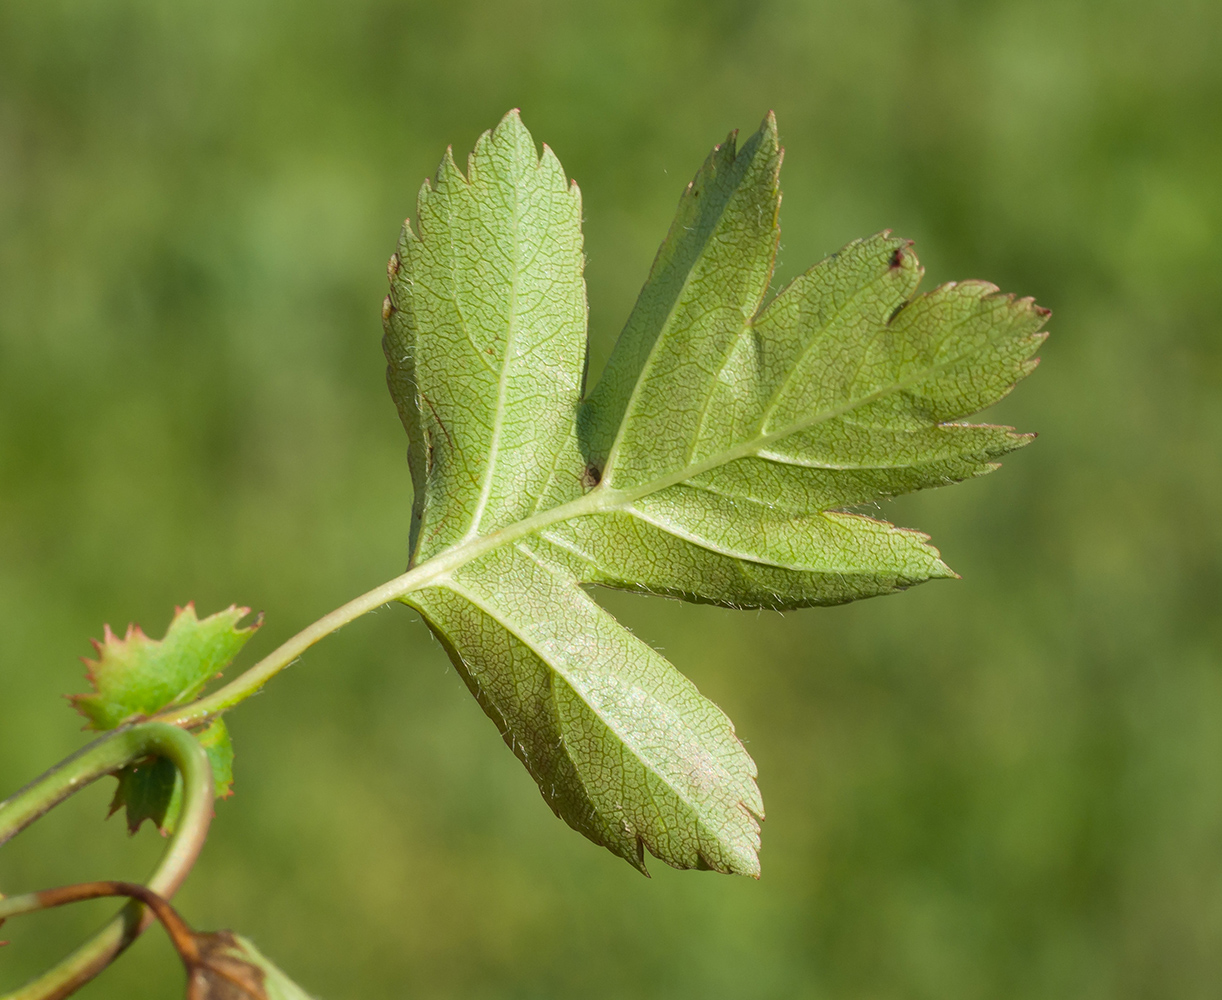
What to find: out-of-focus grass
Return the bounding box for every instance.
[2,1,1221,997]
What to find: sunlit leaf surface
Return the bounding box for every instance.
[383,111,1046,875]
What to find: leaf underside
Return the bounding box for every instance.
[383,110,1047,875]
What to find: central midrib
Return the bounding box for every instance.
[465,168,525,541]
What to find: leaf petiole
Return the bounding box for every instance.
[151,487,614,729]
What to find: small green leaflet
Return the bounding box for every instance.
[382,110,1047,875]
[72,603,260,729]
[70,603,257,833]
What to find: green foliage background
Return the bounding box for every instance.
[1,1,1219,997]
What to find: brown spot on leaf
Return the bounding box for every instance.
[580,463,602,490]
[889,247,905,270]
[381,296,394,322]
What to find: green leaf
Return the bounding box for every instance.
[407,545,762,874]
[107,752,177,836]
[383,110,1047,874]
[71,603,261,730]
[383,109,587,560]
[109,718,234,835]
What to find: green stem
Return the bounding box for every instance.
[0,723,213,1000]
[152,485,621,729]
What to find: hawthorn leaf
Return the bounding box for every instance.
[108,754,177,835]
[71,603,261,730]
[383,110,1047,875]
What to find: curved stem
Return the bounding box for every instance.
[153,562,443,728]
[0,723,213,1000]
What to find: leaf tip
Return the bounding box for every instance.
[490,107,538,162]
[757,109,779,144]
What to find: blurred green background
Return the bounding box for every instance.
[2,1,1220,997]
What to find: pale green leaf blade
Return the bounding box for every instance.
[592,228,1046,507]
[383,110,587,561]
[580,114,781,486]
[757,276,1048,439]
[541,231,1044,609]
[687,422,1030,514]
[382,111,1047,875]
[71,604,260,730]
[734,232,925,439]
[404,545,762,875]
[535,502,951,609]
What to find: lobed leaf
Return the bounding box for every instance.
[384,111,1047,874]
[71,603,260,730]
[383,109,587,561]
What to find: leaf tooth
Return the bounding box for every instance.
[538,142,578,201]
[627,835,650,876]
[468,108,540,184]
[434,145,466,191]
